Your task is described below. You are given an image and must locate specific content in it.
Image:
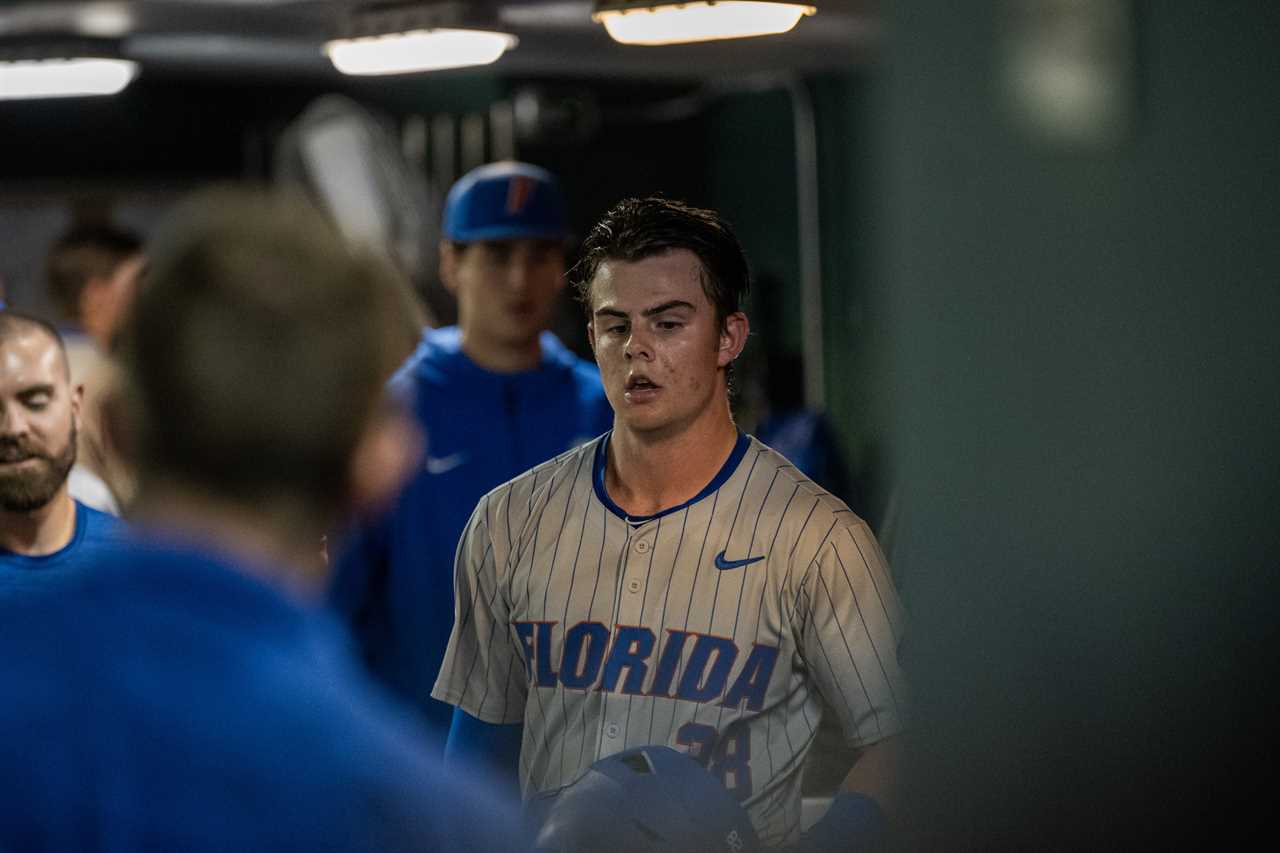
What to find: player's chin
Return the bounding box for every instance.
[614,409,673,435]
[499,319,541,343]
[506,312,544,335]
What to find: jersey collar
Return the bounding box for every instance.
[592,431,751,524]
[0,499,89,568]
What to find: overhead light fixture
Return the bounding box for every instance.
[326,2,518,76]
[326,29,516,76]
[592,1,817,46]
[0,39,137,100]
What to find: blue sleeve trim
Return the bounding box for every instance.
[444,708,522,781]
[805,791,887,853]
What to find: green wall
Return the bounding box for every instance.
[704,73,889,520]
[881,2,1279,848]
[705,89,801,353]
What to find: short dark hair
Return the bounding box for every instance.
[0,310,69,379]
[116,186,409,523]
[45,224,144,323]
[570,197,750,326]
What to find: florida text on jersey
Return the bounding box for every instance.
[433,433,908,847]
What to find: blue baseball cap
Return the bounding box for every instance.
[442,161,568,242]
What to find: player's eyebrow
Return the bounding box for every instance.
[594,300,696,320]
[641,300,695,317]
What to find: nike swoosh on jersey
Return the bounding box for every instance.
[714,550,766,571]
[424,452,468,475]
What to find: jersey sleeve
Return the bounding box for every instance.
[795,518,909,747]
[431,494,528,725]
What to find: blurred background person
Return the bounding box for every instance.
[42,223,146,513]
[45,223,144,354]
[753,350,862,511]
[0,186,519,853]
[328,160,613,749]
[0,312,125,587]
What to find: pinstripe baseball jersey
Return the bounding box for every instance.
[433,431,908,847]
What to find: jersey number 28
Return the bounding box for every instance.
[676,722,753,800]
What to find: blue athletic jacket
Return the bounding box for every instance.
[328,326,614,745]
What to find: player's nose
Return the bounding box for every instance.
[505,254,538,293]
[624,329,653,361]
[504,263,526,293]
[0,404,30,437]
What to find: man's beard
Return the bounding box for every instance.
[0,424,77,513]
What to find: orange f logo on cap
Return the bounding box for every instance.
[506,175,537,216]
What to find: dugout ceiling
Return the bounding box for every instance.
[0,1,879,80]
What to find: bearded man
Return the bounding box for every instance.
[0,311,123,584]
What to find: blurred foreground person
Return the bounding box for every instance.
[0,312,125,587]
[44,223,146,512]
[0,187,521,853]
[329,161,612,744]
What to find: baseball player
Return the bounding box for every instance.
[1,311,125,588]
[434,197,908,850]
[0,188,519,852]
[329,161,613,745]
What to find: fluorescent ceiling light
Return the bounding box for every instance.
[593,1,817,46]
[76,2,134,38]
[325,28,517,76]
[0,57,137,100]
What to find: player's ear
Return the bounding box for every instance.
[69,382,85,429]
[717,311,749,368]
[347,403,422,516]
[438,241,459,295]
[587,320,597,356]
[550,243,569,296]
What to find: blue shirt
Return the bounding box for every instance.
[755,408,864,519]
[0,500,125,595]
[328,327,613,743]
[0,533,520,853]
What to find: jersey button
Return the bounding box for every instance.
[634,539,650,554]
[627,578,641,594]
[605,723,620,739]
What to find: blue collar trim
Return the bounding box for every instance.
[1,499,88,566]
[593,431,751,524]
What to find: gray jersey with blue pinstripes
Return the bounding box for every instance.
[432,432,907,847]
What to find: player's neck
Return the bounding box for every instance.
[131,484,328,599]
[606,405,739,518]
[459,328,542,373]
[0,488,77,556]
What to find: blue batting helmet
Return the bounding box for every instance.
[527,745,759,853]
